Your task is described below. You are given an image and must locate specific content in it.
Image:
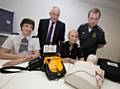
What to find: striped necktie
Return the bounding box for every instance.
[19,38,28,53]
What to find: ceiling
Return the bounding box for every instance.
[80,0,120,13]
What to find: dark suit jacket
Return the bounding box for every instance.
[37,18,65,53]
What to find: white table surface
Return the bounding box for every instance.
[0,60,120,89]
[0,60,17,89]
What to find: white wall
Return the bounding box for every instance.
[0,0,120,61]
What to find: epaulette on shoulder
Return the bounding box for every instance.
[97,26,104,32]
[80,23,87,27]
[79,23,87,30]
[32,36,38,38]
[11,33,19,35]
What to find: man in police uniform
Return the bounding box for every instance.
[0,18,40,67]
[77,8,106,60]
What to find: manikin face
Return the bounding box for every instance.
[49,8,60,23]
[88,12,100,28]
[68,31,78,45]
[21,23,33,37]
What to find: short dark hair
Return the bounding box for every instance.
[20,18,35,30]
[88,8,101,18]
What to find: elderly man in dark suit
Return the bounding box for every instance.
[37,6,65,54]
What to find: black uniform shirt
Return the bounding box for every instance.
[77,23,106,52]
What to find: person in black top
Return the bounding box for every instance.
[77,8,106,60]
[59,30,83,64]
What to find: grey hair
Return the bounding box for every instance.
[50,6,60,14]
[68,29,79,38]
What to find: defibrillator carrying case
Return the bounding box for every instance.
[98,58,120,82]
[0,57,42,73]
[44,56,66,80]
